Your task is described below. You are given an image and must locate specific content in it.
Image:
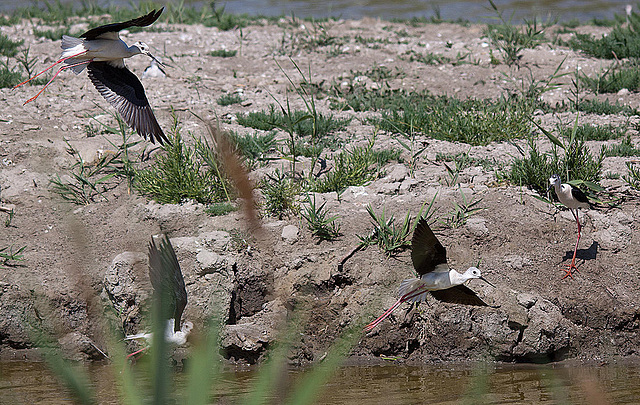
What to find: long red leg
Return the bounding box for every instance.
[22,59,91,105]
[364,286,427,332]
[562,209,582,280]
[126,346,149,360]
[13,50,88,89]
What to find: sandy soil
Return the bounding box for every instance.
[0,16,638,364]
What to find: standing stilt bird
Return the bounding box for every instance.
[548,174,590,279]
[364,218,496,332]
[125,234,192,359]
[14,9,169,144]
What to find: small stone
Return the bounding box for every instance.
[282,225,299,244]
[517,292,537,309]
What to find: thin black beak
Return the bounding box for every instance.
[479,276,495,288]
[147,52,169,69]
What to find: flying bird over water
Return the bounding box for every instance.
[364,218,496,332]
[15,9,169,144]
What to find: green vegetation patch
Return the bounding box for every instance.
[237,104,350,138]
[372,94,533,146]
[567,11,640,58]
[579,62,640,93]
[0,32,23,57]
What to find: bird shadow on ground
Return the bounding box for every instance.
[563,241,599,262]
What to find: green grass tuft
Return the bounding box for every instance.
[603,136,640,157]
[0,32,23,57]
[237,104,350,138]
[207,49,237,58]
[134,117,231,204]
[217,93,244,106]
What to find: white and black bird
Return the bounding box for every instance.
[125,234,192,358]
[548,174,591,279]
[15,9,169,144]
[364,218,496,332]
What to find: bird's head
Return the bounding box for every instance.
[181,321,194,335]
[464,267,495,287]
[549,174,561,189]
[132,41,166,68]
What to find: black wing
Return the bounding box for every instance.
[87,62,168,145]
[149,235,187,332]
[81,8,164,40]
[411,218,447,276]
[570,185,589,204]
[429,285,489,306]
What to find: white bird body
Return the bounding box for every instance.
[398,267,481,303]
[364,219,495,332]
[16,9,169,145]
[548,174,590,278]
[125,319,193,346]
[61,36,140,65]
[549,180,589,210]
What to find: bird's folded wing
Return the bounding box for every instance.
[429,285,489,306]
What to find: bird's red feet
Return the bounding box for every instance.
[561,258,580,280]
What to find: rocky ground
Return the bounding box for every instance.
[0,15,639,365]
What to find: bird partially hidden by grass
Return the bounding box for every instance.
[14,9,169,144]
[548,174,591,279]
[125,234,192,359]
[364,218,497,332]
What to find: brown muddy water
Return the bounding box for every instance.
[1,361,639,404]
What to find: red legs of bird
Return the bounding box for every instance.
[13,50,88,89]
[364,285,427,332]
[562,209,582,280]
[126,346,149,361]
[15,53,92,105]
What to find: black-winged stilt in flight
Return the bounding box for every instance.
[364,218,496,332]
[548,174,590,279]
[126,234,192,359]
[14,9,169,145]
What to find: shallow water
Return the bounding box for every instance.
[1,361,639,404]
[0,0,633,22]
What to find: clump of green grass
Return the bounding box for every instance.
[603,136,640,157]
[0,63,23,88]
[32,27,77,40]
[358,205,414,256]
[217,93,243,106]
[567,11,640,58]
[206,202,238,216]
[0,32,23,57]
[134,116,231,204]
[237,104,350,139]
[311,141,389,193]
[373,94,533,146]
[559,123,627,141]
[261,169,301,219]
[573,98,639,116]
[228,130,277,168]
[483,0,548,65]
[0,245,26,268]
[301,194,341,241]
[207,49,237,58]
[624,162,640,190]
[579,61,640,93]
[509,120,604,194]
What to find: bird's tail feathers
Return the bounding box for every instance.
[398,278,429,303]
[60,36,89,74]
[124,332,151,341]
